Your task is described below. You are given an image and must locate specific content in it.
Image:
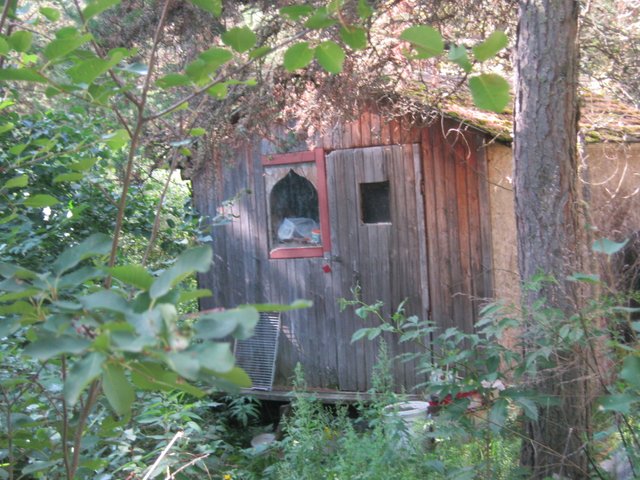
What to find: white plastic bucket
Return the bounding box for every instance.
[383,401,430,445]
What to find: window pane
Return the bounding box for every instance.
[360,181,391,224]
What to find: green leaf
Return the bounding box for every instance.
[222,27,257,53]
[8,31,33,52]
[78,290,129,314]
[249,45,272,59]
[24,194,59,208]
[566,273,600,284]
[102,363,134,416]
[64,352,106,406]
[102,129,129,150]
[23,336,91,361]
[598,393,637,414]
[315,41,345,74]
[130,361,205,397]
[619,356,640,389]
[53,172,84,184]
[400,26,444,59]
[179,288,212,303]
[189,128,206,136]
[284,42,314,72]
[339,26,367,50]
[305,8,336,29]
[250,299,312,312]
[118,62,148,75]
[472,30,508,62]
[68,52,123,84]
[3,175,28,189]
[44,33,93,61]
[69,158,97,172]
[185,47,233,83]
[109,265,154,290]
[190,342,235,373]
[0,38,9,56]
[40,7,61,21]
[488,398,508,433]
[212,366,252,388]
[448,44,472,73]
[83,0,121,20]
[156,73,192,89]
[357,0,373,18]
[279,5,314,20]
[187,0,222,16]
[165,351,200,380]
[514,397,538,421]
[194,306,259,340]
[52,233,112,274]
[592,238,628,255]
[149,246,213,299]
[0,68,46,83]
[468,74,510,113]
[22,461,59,475]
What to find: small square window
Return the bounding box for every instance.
[360,181,391,224]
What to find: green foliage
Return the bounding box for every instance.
[469,74,511,113]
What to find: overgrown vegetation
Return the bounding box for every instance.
[1,0,639,478]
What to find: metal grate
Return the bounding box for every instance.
[234,312,281,390]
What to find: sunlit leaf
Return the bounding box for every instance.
[109,265,154,290]
[3,175,28,189]
[473,30,508,62]
[279,5,314,20]
[598,393,637,414]
[315,41,345,73]
[69,158,97,172]
[468,74,510,113]
[156,73,191,89]
[24,194,59,208]
[0,38,8,56]
[357,0,373,18]
[283,42,314,72]
[305,8,336,29]
[102,129,129,150]
[187,0,222,16]
[222,27,257,53]
[44,33,93,60]
[400,26,444,59]
[40,7,61,21]
[194,306,259,340]
[53,173,84,184]
[8,31,32,52]
[340,26,367,50]
[68,52,123,84]
[0,68,46,83]
[83,0,121,21]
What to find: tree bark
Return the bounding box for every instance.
[514,0,592,478]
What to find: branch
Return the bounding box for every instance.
[141,430,185,480]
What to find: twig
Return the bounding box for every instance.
[168,453,210,478]
[142,431,185,480]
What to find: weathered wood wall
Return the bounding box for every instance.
[191,112,494,392]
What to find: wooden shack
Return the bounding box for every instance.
[190,111,496,397]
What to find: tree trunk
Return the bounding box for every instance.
[514,0,592,478]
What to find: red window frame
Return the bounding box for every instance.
[262,148,331,259]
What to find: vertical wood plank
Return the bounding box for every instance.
[360,112,371,147]
[371,112,381,145]
[380,117,391,145]
[475,135,495,302]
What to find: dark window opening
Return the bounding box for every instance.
[270,169,320,247]
[360,181,391,224]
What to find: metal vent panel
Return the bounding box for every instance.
[234,312,281,390]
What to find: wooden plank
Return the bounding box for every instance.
[421,129,440,325]
[360,112,371,146]
[352,116,362,147]
[454,138,474,334]
[465,133,483,328]
[443,131,464,332]
[343,120,353,149]
[431,124,454,330]
[390,119,401,145]
[371,112,381,145]
[475,135,495,303]
[380,117,391,145]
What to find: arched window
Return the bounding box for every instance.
[262,149,330,259]
[270,170,319,247]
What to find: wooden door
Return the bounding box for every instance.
[326,144,430,391]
